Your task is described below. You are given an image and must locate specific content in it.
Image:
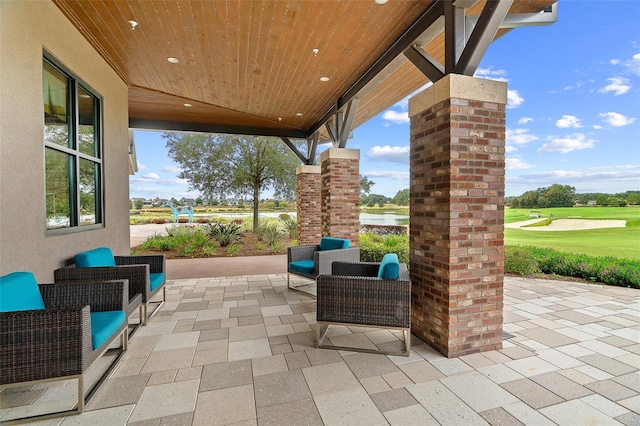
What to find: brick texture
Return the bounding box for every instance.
[409,96,505,357]
[296,167,322,246]
[321,149,360,246]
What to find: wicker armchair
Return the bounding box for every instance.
[316,260,411,356]
[54,248,166,327]
[287,237,360,291]
[0,273,129,421]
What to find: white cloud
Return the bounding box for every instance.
[141,172,159,180]
[599,112,637,127]
[537,133,596,154]
[556,115,583,129]
[475,67,508,82]
[507,89,524,109]
[550,81,583,94]
[593,125,603,130]
[506,128,538,147]
[512,165,640,187]
[137,163,148,170]
[363,170,410,180]
[163,165,182,173]
[599,77,631,95]
[381,110,409,124]
[609,59,621,66]
[506,158,534,170]
[517,117,533,125]
[626,53,640,76]
[368,145,410,164]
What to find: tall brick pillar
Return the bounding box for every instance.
[321,148,360,246]
[296,165,322,246]
[408,74,506,357]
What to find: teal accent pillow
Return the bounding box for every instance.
[75,247,116,268]
[150,273,165,292]
[288,260,315,275]
[0,272,45,312]
[319,237,350,251]
[377,253,400,279]
[90,310,126,350]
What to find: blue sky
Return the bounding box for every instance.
[130,1,639,200]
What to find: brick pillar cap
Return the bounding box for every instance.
[320,148,360,162]
[409,74,507,117]
[296,165,321,174]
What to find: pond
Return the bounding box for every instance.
[194,211,409,226]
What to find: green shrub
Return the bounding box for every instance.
[226,243,242,256]
[279,214,297,239]
[270,241,283,254]
[504,246,539,275]
[264,225,283,246]
[508,245,640,289]
[205,222,243,247]
[202,242,218,256]
[359,232,409,264]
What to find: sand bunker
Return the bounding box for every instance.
[506,218,627,231]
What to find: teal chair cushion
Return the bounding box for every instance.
[150,273,165,292]
[90,310,126,350]
[75,247,116,268]
[0,272,45,312]
[288,260,315,275]
[319,237,350,251]
[377,253,400,279]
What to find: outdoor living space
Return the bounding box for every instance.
[2,262,639,425]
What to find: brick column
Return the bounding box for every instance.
[408,74,506,357]
[296,165,322,246]
[321,148,360,246]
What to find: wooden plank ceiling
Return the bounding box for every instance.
[53,0,554,141]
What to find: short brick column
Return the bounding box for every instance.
[321,148,360,246]
[296,165,322,246]
[408,74,506,357]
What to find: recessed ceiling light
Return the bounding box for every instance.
[278,117,282,122]
[184,103,192,107]
[296,112,303,116]
[167,57,179,63]
[320,76,330,82]
[127,20,138,30]
[374,0,388,4]
[312,49,319,56]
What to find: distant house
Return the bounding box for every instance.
[181,198,196,205]
[587,200,597,207]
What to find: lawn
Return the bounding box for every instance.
[505,206,640,260]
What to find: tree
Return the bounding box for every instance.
[360,175,375,197]
[392,189,409,206]
[164,132,301,231]
[134,199,144,210]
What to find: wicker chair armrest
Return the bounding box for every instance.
[54,265,149,301]
[115,254,165,274]
[315,247,361,276]
[316,274,411,328]
[40,279,128,312]
[0,306,92,384]
[331,261,379,277]
[287,245,320,263]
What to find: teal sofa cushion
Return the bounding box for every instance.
[377,253,400,279]
[288,260,315,275]
[0,272,45,312]
[319,237,350,251]
[150,273,165,292]
[75,247,116,268]
[90,310,126,350]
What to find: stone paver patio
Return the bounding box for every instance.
[1,275,639,425]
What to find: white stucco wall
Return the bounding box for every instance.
[0,0,130,281]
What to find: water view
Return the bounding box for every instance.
[192,211,409,226]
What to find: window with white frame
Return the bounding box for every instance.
[43,56,103,231]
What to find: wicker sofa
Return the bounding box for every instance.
[0,272,129,420]
[54,247,165,328]
[316,257,411,356]
[287,237,360,291]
